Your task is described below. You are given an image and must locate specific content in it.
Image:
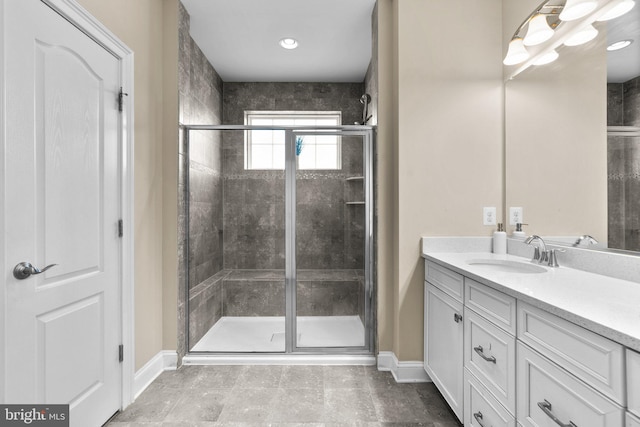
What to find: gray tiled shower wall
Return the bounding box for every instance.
[607,76,640,251]
[178,2,373,351]
[178,2,224,358]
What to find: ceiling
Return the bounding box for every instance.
[606,4,640,83]
[181,0,637,84]
[180,0,377,83]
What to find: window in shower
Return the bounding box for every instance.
[244,111,342,170]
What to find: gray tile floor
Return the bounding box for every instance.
[105,365,462,427]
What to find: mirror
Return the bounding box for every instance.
[505,2,640,254]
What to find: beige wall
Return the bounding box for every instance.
[375,0,396,355]
[75,0,179,370]
[377,0,504,361]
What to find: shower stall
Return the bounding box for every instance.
[183,124,374,355]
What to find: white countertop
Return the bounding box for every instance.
[422,251,640,353]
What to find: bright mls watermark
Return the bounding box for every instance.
[0,405,68,426]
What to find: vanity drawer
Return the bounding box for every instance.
[517,342,624,427]
[465,307,516,414]
[465,278,516,334]
[628,349,640,417]
[517,302,625,404]
[628,412,640,427]
[464,369,515,427]
[425,260,463,302]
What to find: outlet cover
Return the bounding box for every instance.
[483,207,497,226]
[509,207,523,225]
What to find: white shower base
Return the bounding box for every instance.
[191,315,365,352]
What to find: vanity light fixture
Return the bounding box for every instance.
[504,2,563,65]
[279,38,299,50]
[563,23,598,46]
[524,14,556,46]
[607,39,633,50]
[597,0,635,21]
[503,37,531,65]
[533,49,559,65]
[559,0,598,20]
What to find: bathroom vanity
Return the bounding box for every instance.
[422,243,640,427]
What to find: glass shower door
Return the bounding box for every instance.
[291,129,372,350]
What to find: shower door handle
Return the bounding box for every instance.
[13,262,57,280]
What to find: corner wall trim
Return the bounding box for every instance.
[132,351,178,399]
[377,351,430,383]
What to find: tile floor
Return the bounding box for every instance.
[105,365,461,427]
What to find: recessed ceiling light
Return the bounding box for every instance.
[279,38,299,50]
[607,39,633,51]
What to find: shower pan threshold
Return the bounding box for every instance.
[190,315,365,352]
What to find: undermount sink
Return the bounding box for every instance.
[466,259,547,274]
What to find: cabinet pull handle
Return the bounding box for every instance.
[473,411,486,427]
[537,400,578,427]
[473,345,497,364]
[454,313,463,323]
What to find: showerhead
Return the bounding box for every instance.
[360,94,371,104]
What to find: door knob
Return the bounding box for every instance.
[13,262,57,280]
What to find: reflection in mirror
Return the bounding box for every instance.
[505,3,640,254]
[606,5,640,252]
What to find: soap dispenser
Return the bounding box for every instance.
[493,223,507,254]
[512,223,527,238]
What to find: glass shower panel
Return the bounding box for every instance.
[294,132,367,348]
[608,131,640,252]
[187,128,286,353]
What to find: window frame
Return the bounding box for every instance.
[244,110,343,170]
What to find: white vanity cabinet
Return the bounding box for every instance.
[628,349,640,418]
[628,413,640,427]
[423,257,636,427]
[464,277,517,419]
[424,261,464,422]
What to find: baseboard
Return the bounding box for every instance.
[133,350,178,398]
[183,354,376,366]
[377,351,430,383]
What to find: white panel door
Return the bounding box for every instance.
[3,1,122,426]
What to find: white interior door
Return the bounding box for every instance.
[3,1,122,425]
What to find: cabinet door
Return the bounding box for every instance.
[628,350,640,418]
[465,369,516,427]
[424,282,464,422]
[517,342,624,427]
[628,412,640,427]
[465,307,516,414]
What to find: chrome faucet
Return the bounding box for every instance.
[524,235,547,264]
[525,235,565,267]
[573,235,599,247]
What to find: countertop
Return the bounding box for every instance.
[422,251,640,353]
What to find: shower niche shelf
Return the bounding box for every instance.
[346,176,364,205]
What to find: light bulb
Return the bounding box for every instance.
[503,37,530,65]
[607,40,633,51]
[563,24,598,46]
[559,0,597,20]
[279,38,299,49]
[523,14,555,46]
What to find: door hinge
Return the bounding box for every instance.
[119,344,124,363]
[118,87,128,112]
[118,219,123,238]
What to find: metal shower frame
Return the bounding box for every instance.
[182,124,376,356]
